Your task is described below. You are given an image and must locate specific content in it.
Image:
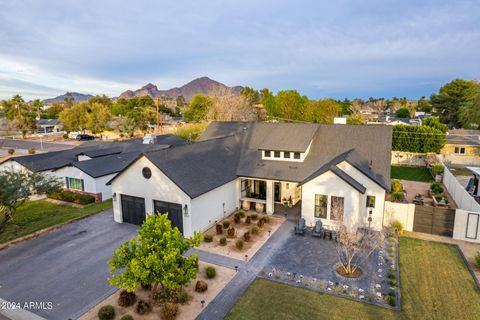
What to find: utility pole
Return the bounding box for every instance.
[156,97,160,134]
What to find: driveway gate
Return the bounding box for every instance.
[413,205,456,237]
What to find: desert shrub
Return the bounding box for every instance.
[236,239,244,249]
[160,303,178,320]
[27,148,35,154]
[216,224,223,235]
[257,218,265,228]
[385,294,396,307]
[245,216,251,224]
[251,226,259,235]
[392,191,404,201]
[205,266,217,279]
[222,220,230,228]
[433,163,445,175]
[251,213,259,220]
[234,213,241,223]
[239,211,246,218]
[391,179,403,193]
[48,190,95,205]
[430,182,444,194]
[227,227,235,238]
[118,290,136,307]
[263,215,270,223]
[98,305,115,320]
[7,148,14,155]
[475,251,480,268]
[203,234,213,242]
[173,288,190,304]
[119,315,134,320]
[390,220,404,235]
[135,300,151,315]
[219,236,227,246]
[62,133,69,140]
[243,231,251,242]
[195,280,208,293]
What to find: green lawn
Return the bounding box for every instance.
[0,199,112,244]
[226,237,480,320]
[391,166,434,182]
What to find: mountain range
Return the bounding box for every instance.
[118,77,243,101]
[42,92,94,104]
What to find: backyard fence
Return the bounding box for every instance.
[453,210,480,244]
[383,201,415,232]
[442,154,480,167]
[443,166,480,212]
[391,151,426,167]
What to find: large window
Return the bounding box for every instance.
[284,151,290,159]
[67,177,84,191]
[366,195,376,208]
[294,152,301,159]
[264,150,271,157]
[314,194,328,218]
[274,151,281,158]
[330,196,344,221]
[454,147,466,155]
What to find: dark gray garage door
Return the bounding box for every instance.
[153,200,183,233]
[121,194,146,225]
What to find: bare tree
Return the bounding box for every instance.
[334,224,385,275]
[207,87,257,121]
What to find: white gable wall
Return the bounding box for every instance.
[0,160,32,173]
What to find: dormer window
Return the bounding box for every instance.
[284,152,290,159]
[274,151,281,158]
[264,150,271,157]
[294,152,301,159]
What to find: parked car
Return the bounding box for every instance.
[76,134,95,141]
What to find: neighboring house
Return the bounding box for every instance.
[0,134,187,201]
[36,119,62,134]
[441,129,480,166]
[108,122,392,237]
[369,115,421,126]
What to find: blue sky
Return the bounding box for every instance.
[0,0,479,100]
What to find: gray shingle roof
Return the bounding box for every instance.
[447,129,480,146]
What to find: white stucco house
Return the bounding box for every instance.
[108,122,392,237]
[0,135,187,201]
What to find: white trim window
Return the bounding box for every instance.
[454,147,466,155]
[314,194,328,218]
[66,177,84,191]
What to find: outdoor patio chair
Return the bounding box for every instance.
[294,218,306,235]
[311,220,324,238]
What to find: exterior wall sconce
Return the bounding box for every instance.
[183,204,189,217]
[112,193,117,201]
[368,209,373,228]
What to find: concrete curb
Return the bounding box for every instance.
[455,244,480,291]
[0,298,47,320]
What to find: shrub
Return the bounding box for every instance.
[227,227,235,238]
[173,288,190,304]
[257,218,265,228]
[219,236,227,246]
[98,305,115,320]
[62,133,69,140]
[390,220,404,235]
[385,294,396,307]
[475,251,480,268]
[388,288,396,297]
[387,273,396,280]
[389,280,397,287]
[392,191,404,201]
[222,220,230,228]
[251,226,259,235]
[135,300,151,315]
[141,282,151,290]
[245,216,251,224]
[205,266,217,279]
[263,215,270,223]
[433,163,445,175]
[251,213,259,220]
[215,224,223,235]
[243,231,251,242]
[119,315,134,320]
[27,148,35,154]
[48,190,95,205]
[7,148,14,155]
[118,290,136,307]
[160,303,178,320]
[195,280,208,292]
[234,213,241,223]
[430,182,444,194]
[236,239,244,249]
[204,234,213,242]
[391,179,403,193]
[239,211,246,218]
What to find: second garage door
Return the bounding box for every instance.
[153,200,183,233]
[121,194,146,225]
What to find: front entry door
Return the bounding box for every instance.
[153,200,184,233]
[274,182,281,202]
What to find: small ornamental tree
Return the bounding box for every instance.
[108,213,202,303]
[0,171,62,232]
[334,225,385,276]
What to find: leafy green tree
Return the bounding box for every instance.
[260,88,277,117]
[347,113,365,125]
[176,95,186,108]
[183,94,213,122]
[339,99,353,115]
[417,96,432,112]
[422,116,448,133]
[395,108,410,118]
[64,92,74,108]
[174,123,208,142]
[86,103,112,134]
[59,103,89,133]
[276,90,307,120]
[241,87,260,104]
[112,98,128,116]
[1,95,36,138]
[392,125,446,153]
[459,83,480,129]
[304,99,341,123]
[88,95,112,108]
[40,102,64,119]
[108,213,202,303]
[0,171,62,232]
[430,79,478,127]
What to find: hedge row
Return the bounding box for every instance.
[48,190,96,205]
[392,124,446,153]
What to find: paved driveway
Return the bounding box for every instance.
[0,209,138,320]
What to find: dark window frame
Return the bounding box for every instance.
[314,194,328,218]
[366,195,376,208]
[274,150,281,158]
[264,150,271,157]
[284,151,290,159]
[294,152,301,159]
[454,147,466,155]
